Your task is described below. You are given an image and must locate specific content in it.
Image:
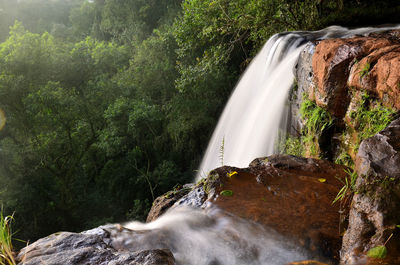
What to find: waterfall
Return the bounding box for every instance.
[197,25,400,180]
[120,25,400,265]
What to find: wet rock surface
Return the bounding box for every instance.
[146,184,193,222]
[291,42,317,135]
[151,154,348,263]
[17,226,175,265]
[208,155,348,262]
[341,118,400,265]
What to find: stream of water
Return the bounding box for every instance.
[125,207,311,265]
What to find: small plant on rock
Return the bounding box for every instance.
[360,62,371,78]
[367,229,399,259]
[279,135,304,157]
[333,169,358,204]
[349,91,396,153]
[0,209,17,265]
[300,98,334,158]
[219,136,225,166]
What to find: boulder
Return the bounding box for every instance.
[17,225,175,265]
[146,184,193,222]
[208,155,348,262]
[149,155,349,263]
[341,118,400,265]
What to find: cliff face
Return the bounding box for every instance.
[292,30,400,265]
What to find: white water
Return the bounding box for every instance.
[125,207,311,265]
[197,25,400,179]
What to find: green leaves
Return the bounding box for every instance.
[367,246,387,259]
[220,190,233,196]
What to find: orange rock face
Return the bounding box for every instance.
[348,45,400,109]
[312,30,400,116]
[206,155,349,262]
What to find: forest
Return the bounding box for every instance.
[0,0,399,243]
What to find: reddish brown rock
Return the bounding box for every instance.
[200,155,349,262]
[311,30,400,117]
[348,45,400,110]
[146,184,193,222]
[145,155,349,262]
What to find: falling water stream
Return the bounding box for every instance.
[122,26,400,265]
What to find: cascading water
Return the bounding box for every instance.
[197,25,400,180]
[125,207,311,265]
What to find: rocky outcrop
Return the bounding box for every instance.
[310,29,400,118]
[347,44,400,109]
[291,42,317,135]
[146,184,193,222]
[151,154,349,263]
[17,225,175,265]
[341,118,400,265]
[211,155,348,262]
[293,29,400,265]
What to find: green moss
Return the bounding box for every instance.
[279,97,334,158]
[300,98,334,134]
[350,91,396,153]
[360,62,371,78]
[300,98,334,158]
[279,135,304,157]
[196,173,221,195]
[335,148,354,168]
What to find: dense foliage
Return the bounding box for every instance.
[0,0,399,243]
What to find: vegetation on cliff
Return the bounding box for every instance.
[0,0,399,244]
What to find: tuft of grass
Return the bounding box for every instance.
[279,97,334,158]
[300,98,334,134]
[333,169,358,204]
[0,209,17,265]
